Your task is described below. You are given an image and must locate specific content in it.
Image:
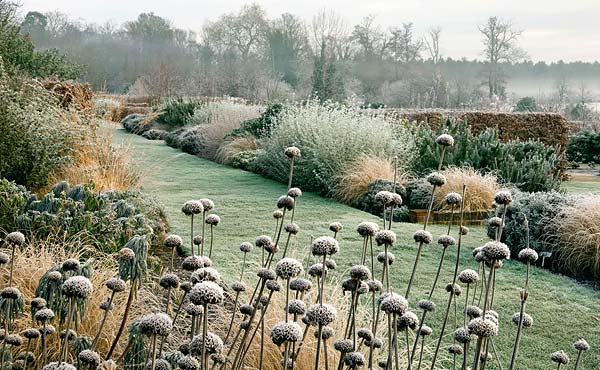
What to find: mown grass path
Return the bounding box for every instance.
[113,126,600,369]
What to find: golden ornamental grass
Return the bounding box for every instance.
[215,136,261,165]
[434,167,500,211]
[332,155,408,204]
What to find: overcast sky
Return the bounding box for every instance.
[20,0,600,62]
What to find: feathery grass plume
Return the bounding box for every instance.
[106,235,150,360]
[508,216,539,370]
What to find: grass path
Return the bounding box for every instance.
[113,126,600,370]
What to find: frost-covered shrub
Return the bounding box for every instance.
[122,114,155,134]
[142,129,167,141]
[231,150,260,171]
[254,100,415,194]
[405,179,433,209]
[354,179,407,219]
[94,96,122,119]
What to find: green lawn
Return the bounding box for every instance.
[562,181,600,194]
[114,127,600,370]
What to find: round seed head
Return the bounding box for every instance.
[318,326,335,340]
[342,279,369,294]
[349,265,371,280]
[273,210,284,219]
[284,223,300,235]
[418,299,436,312]
[458,269,479,285]
[205,214,220,226]
[343,352,366,367]
[427,172,447,187]
[453,327,472,344]
[448,344,463,355]
[159,274,180,289]
[445,283,462,295]
[311,236,339,256]
[182,200,203,216]
[231,281,246,292]
[375,191,395,206]
[482,241,511,261]
[325,259,337,270]
[39,325,56,335]
[62,276,93,299]
[444,192,462,205]
[485,259,503,268]
[61,258,80,272]
[333,338,354,353]
[0,252,9,265]
[1,287,20,300]
[99,301,114,311]
[182,256,204,271]
[148,359,170,370]
[356,222,379,237]
[375,230,396,246]
[518,248,539,263]
[413,230,433,244]
[284,146,301,158]
[465,305,482,319]
[512,312,533,328]
[179,340,191,355]
[266,280,281,292]
[419,325,433,336]
[189,281,224,305]
[468,317,498,338]
[185,304,203,316]
[139,313,173,337]
[396,311,419,331]
[178,356,199,370]
[438,235,456,248]
[460,226,469,235]
[277,196,295,210]
[180,281,193,293]
[190,332,223,355]
[380,293,408,315]
[106,277,127,292]
[5,334,23,346]
[357,328,373,341]
[119,248,135,261]
[494,191,513,205]
[5,231,25,246]
[31,297,46,310]
[257,268,276,281]
[377,251,395,265]
[474,251,485,263]
[42,362,77,370]
[289,278,311,292]
[193,235,203,246]
[255,235,273,248]
[305,304,337,326]
[329,222,343,233]
[35,308,55,322]
[199,199,214,212]
[78,350,101,367]
[550,351,570,365]
[210,354,227,365]
[367,279,383,292]
[270,321,302,346]
[12,360,25,370]
[239,242,253,253]
[191,267,221,284]
[22,328,40,340]
[47,271,62,282]
[163,234,183,249]
[288,187,302,198]
[287,299,306,315]
[488,217,503,228]
[574,338,590,351]
[436,133,455,147]
[392,193,403,206]
[308,263,324,277]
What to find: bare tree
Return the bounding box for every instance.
[479,16,527,98]
[351,15,390,60]
[424,27,442,64]
[389,23,423,63]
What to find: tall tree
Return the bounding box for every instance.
[268,13,309,86]
[389,23,423,63]
[424,27,442,64]
[351,15,390,60]
[479,16,527,98]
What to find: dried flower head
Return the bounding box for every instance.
[465,305,483,319]
[159,274,180,289]
[62,276,93,299]
[255,235,273,248]
[99,301,114,311]
[288,187,302,198]
[488,217,503,228]
[334,338,354,353]
[62,258,80,272]
[413,230,433,244]
[444,192,462,205]
[193,236,203,246]
[325,259,337,270]
[205,214,221,226]
[344,352,366,368]
[1,287,20,300]
[356,222,379,237]
[78,350,101,367]
[445,283,462,295]
[277,195,295,210]
[311,236,339,256]
[182,256,205,271]
[59,329,76,341]
[239,242,253,253]
[287,299,306,315]
[119,248,135,261]
[518,248,539,263]
[418,299,436,312]
[342,279,369,294]
[149,359,171,370]
[139,313,173,337]
[178,356,199,370]
[375,230,396,246]
[284,223,300,235]
[468,317,498,338]
[380,293,408,315]
[458,269,479,285]
[420,325,433,336]
[257,268,276,281]
[512,312,533,328]
[190,332,223,355]
[0,252,9,265]
[308,263,324,277]
[182,200,203,216]
[42,362,76,370]
[270,321,302,346]
[318,326,335,340]
[574,338,590,351]
[189,281,224,305]
[482,241,511,261]
[34,308,54,322]
[453,327,472,344]
[275,258,304,279]
[266,280,282,292]
[448,344,463,355]
[290,278,312,292]
[273,210,284,219]
[305,304,337,326]
[438,235,457,248]
[185,304,203,316]
[39,325,56,335]
[494,191,513,205]
[31,297,46,310]
[5,334,23,346]
[22,328,40,340]
[357,328,373,342]
[5,231,25,246]
[375,191,395,206]
[427,172,447,187]
[396,311,419,331]
[349,265,371,281]
[105,277,127,293]
[230,281,246,293]
[329,222,343,233]
[284,146,301,158]
[377,251,395,265]
[164,234,183,249]
[191,267,221,284]
[436,133,455,147]
[460,226,469,235]
[550,350,570,365]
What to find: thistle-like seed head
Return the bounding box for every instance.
[356,222,379,237]
[62,276,93,299]
[436,133,455,147]
[182,200,203,216]
[375,230,396,246]
[550,350,570,365]
[139,313,173,337]
[413,230,433,244]
[311,236,339,256]
[270,321,302,346]
[427,172,447,187]
[305,304,337,326]
[329,222,343,233]
[164,234,183,249]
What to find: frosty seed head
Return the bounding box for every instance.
[413,230,433,244]
[288,187,302,198]
[574,338,590,351]
[23,328,40,340]
[419,325,433,336]
[329,222,343,233]
[163,234,183,249]
[333,339,354,353]
[445,283,462,296]
[438,235,457,248]
[78,350,101,367]
[277,196,295,211]
[448,344,463,355]
[159,274,180,289]
[357,328,373,342]
[205,214,220,226]
[482,241,511,261]
[42,362,76,370]
[190,332,223,355]
[289,278,312,292]
[199,199,214,212]
[99,301,114,311]
[62,276,93,299]
[458,269,479,285]
[284,223,300,235]
[308,263,324,277]
[453,327,472,344]
[177,356,199,370]
[396,311,419,331]
[182,200,203,216]
[139,313,173,337]
[5,333,23,346]
[5,231,25,246]
[1,287,20,300]
[418,299,436,312]
[367,279,383,293]
[343,352,366,368]
[427,172,447,187]
[34,308,55,322]
[231,281,246,293]
[305,304,337,326]
[62,258,80,272]
[518,248,539,263]
[284,146,301,159]
[239,242,253,253]
[444,192,462,205]
[270,321,302,346]
[311,236,339,256]
[119,247,135,261]
[550,351,570,365]
[287,299,306,315]
[375,230,396,246]
[349,265,371,281]
[377,251,395,265]
[106,277,127,293]
[257,268,276,281]
[488,217,503,228]
[356,222,379,237]
[494,191,513,205]
[465,305,483,319]
[512,312,533,328]
[266,280,281,292]
[255,235,273,248]
[436,133,455,147]
[31,297,46,310]
[189,281,224,305]
[0,252,9,265]
[375,191,395,206]
[468,317,498,338]
[380,293,408,315]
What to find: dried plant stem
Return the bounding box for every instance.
[409,311,429,370]
[106,282,136,360]
[150,335,158,370]
[208,226,215,259]
[314,324,324,370]
[288,158,295,190]
[508,261,531,370]
[190,215,195,256]
[428,247,447,299]
[417,336,426,370]
[461,342,469,370]
[201,304,209,370]
[472,337,484,370]
[200,212,206,256]
[59,298,76,363]
[430,292,455,369]
[573,350,583,370]
[41,322,48,367]
[224,291,240,343]
[91,291,116,350]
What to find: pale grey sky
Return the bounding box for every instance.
[21,0,600,62]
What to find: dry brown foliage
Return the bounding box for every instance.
[215,136,261,165]
[434,167,500,211]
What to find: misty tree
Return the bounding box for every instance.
[424,27,442,64]
[268,13,309,86]
[389,23,423,63]
[352,15,390,60]
[479,16,527,98]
